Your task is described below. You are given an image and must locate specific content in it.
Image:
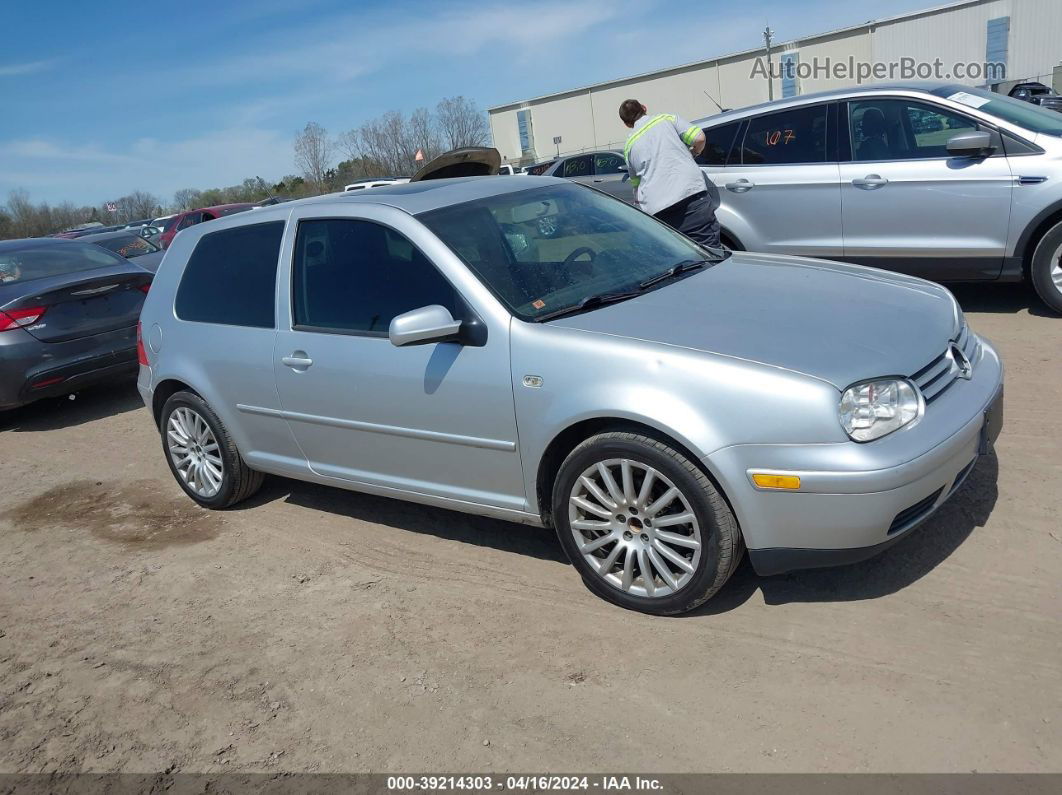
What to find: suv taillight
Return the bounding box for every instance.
[137,321,149,366]
[0,307,46,332]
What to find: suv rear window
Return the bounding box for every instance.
[741,104,829,165]
[696,121,742,166]
[175,221,284,328]
[0,242,124,285]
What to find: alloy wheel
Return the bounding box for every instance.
[568,458,702,598]
[167,407,224,498]
[1051,243,1062,292]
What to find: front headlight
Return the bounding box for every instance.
[839,379,921,442]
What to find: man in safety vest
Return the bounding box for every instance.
[619,99,721,249]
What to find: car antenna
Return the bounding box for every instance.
[703,90,730,114]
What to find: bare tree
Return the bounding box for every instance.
[121,190,161,220]
[173,188,203,211]
[436,96,489,149]
[294,122,333,192]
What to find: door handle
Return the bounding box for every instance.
[281,353,313,369]
[852,175,889,189]
[592,179,605,183]
[725,179,754,193]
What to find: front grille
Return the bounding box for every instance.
[910,324,980,403]
[888,487,944,535]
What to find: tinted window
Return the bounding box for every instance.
[292,219,457,335]
[560,155,592,178]
[175,221,283,328]
[593,153,626,174]
[741,105,829,165]
[176,213,201,231]
[93,234,159,258]
[850,99,979,161]
[215,205,251,217]
[525,160,556,176]
[696,121,742,166]
[0,242,124,285]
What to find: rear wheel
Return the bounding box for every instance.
[160,390,263,508]
[552,432,743,615]
[1030,221,1062,314]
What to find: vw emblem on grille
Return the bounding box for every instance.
[950,343,973,380]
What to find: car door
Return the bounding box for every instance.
[271,206,527,513]
[838,96,1012,280]
[713,102,843,257]
[588,152,635,203]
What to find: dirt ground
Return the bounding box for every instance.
[0,284,1059,775]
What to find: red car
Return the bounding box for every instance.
[159,203,254,249]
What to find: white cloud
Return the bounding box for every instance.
[0,128,295,205]
[0,58,59,77]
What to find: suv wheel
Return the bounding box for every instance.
[552,432,743,615]
[1030,220,1062,314]
[160,390,263,509]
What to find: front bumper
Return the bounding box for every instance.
[706,335,1004,575]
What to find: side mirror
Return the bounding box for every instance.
[946,131,996,157]
[389,305,462,347]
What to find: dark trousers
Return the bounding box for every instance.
[653,191,721,249]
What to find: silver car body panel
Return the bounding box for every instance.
[138,176,1004,567]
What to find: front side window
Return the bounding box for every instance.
[850,99,979,161]
[560,155,592,178]
[593,153,626,174]
[696,121,742,166]
[174,221,283,327]
[292,219,457,335]
[419,183,722,322]
[741,105,829,165]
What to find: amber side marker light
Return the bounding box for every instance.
[752,473,801,490]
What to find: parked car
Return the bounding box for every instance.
[497,164,525,175]
[1007,81,1062,113]
[78,230,165,273]
[159,204,255,249]
[531,151,634,203]
[137,174,1002,615]
[693,82,1062,312]
[1,238,152,411]
[54,224,124,239]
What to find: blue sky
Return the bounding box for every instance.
[1,0,934,206]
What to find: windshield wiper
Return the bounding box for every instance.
[533,290,644,322]
[638,258,712,289]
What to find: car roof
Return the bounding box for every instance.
[0,237,81,253]
[692,81,962,125]
[76,230,143,242]
[277,175,569,216]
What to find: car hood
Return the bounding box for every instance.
[549,253,958,389]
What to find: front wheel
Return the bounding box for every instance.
[1030,221,1062,314]
[552,432,743,615]
[160,390,263,509]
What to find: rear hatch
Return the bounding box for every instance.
[0,243,151,343]
[411,147,501,181]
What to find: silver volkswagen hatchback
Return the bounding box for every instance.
[138,177,1003,614]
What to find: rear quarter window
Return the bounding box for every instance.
[174,221,284,328]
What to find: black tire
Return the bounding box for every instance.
[552,432,743,615]
[160,390,263,509]
[1030,221,1062,314]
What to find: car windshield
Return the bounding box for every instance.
[419,183,726,321]
[94,234,160,258]
[932,85,1062,136]
[0,243,124,285]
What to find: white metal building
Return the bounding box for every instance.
[489,0,1062,166]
